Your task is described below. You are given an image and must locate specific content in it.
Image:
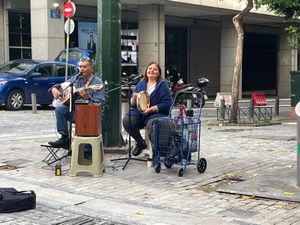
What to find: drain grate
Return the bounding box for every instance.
[200,174,246,193]
[53,215,126,225]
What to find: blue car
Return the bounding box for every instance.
[55,48,93,66]
[0,59,79,110]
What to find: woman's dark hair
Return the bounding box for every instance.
[143,61,162,82]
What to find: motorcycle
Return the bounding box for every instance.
[193,77,209,107]
[166,69,209,108]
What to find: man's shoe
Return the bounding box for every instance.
[132,141,147,156]
[48,136,69,149]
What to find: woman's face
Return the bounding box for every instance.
[146,63,160,80]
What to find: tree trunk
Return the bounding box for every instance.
[230,0,254,123]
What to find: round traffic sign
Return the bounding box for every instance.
[64,19,75,35]
[63,2,76,18]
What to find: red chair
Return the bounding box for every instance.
[251,92,267,106]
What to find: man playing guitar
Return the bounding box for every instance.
[48,57,105,149]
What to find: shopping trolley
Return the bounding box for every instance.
[151,90,207,176]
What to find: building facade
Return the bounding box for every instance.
[0,0,298,98]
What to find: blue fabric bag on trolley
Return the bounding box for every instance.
[0,188,36,213]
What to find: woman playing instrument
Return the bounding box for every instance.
[123,61,172,156]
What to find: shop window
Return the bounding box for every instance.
[8,11,31,60]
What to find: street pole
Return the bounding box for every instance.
[97,0,121,147]
[296,102,300,187]
[65,17,70,81]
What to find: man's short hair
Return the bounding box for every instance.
[79,57,93,65]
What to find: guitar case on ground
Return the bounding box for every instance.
[0,188,36,213]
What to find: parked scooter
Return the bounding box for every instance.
[193,77,209,107]
[166,69,209,108]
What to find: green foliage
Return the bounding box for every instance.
[285,25,300,49]
[255,0,300,49]
[255,0,300,18]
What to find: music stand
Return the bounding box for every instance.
[110,75,147,170]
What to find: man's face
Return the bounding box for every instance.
[79,60,92,76]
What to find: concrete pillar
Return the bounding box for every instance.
[220,16,241,95]
[0,0,4,64]
[30,0,64,60]
[138,4,165,76]
[278,26,297,98]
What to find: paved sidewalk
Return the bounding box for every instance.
[1,104,300,225]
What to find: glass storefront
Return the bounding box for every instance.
[8,11,31,60]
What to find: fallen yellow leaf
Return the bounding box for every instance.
[243,195,255,200]
[136,210,144,215]
[283,192,294,196]
[225,172,235,177]
[249,173,259,178]
[287,164,295,168]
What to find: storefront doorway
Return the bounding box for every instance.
[242,32,277,95]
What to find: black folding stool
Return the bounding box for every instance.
[41,144,69,167]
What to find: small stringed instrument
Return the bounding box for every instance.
[52,82,104,107]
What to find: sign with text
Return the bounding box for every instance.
[78,22,98,59]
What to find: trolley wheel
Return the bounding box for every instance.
[197,158,207,173]
[154,164,161,173]
[177,168,184,177]
[164,162,173,169]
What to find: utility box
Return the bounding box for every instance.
[290,71,300,106]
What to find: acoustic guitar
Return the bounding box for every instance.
[52,82,104,107]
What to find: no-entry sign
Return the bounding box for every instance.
[63,2,76,18]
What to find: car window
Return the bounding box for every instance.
[56,64,66,77]
[0,61,36,74]
[33,64,53,77]
[69,50,83,60]
[56,50,84,62]
[54,64,79,77]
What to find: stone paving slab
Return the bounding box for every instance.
[217,167,300,203]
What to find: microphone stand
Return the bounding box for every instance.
[55,75,81,151]
[110,76,147,170]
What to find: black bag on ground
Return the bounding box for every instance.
[0,188,36,213]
